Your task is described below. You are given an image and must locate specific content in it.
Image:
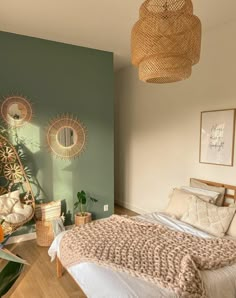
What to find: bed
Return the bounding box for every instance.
[48,179,236,298]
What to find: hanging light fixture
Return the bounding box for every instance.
[131,0,201,83]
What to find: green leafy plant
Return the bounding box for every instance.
[0,259,24,297]
[0,220,27,296]
[74,190,98,217]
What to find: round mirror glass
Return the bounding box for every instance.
[57,127,77,148]
[7,103,27,121]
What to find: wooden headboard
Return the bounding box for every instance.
[190,178,236,206]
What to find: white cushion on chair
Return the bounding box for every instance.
[12,203,33,218]
[0,194,18,213]
[4,213,26,224]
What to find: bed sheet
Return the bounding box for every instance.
[48,212,236,298]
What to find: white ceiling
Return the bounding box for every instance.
[0,0,236,70]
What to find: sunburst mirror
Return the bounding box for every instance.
[1,96,33,127]
[46,114,86,160]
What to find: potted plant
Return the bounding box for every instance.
[74,190,98,226]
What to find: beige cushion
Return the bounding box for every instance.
[6,190,20,199]
[190,179,225,206]
[227,214,236,238]
[13,204,33,218]
[4,213,26,224]
[0,190,23,215]
[0,194,17,214]
[165,189,197,219]
[181,196,236,237]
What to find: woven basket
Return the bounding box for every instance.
[75,212,92,226]
[35,201,61,221]
[36,220,54,247]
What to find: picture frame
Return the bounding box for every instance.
[199,109,235,166]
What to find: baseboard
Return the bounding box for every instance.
[6,224,74,245]
[7,232,36,244]
[115,200,149,214]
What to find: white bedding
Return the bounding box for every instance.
[48,212,236,298]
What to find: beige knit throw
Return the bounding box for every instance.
[60,215,236,298]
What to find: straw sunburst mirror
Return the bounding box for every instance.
[46,114,87,160]
[1,95,33,127]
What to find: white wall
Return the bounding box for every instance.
[115,20,236,214]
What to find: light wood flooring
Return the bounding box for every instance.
[2,205,138,298]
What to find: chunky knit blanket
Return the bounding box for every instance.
[60,215,236,298]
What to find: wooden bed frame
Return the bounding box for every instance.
[56,178,236,278]
[190,178,236,206]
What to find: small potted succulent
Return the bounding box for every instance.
[74,190,97,226]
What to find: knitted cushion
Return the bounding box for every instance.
[181,196,236,237]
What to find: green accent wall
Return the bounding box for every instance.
[0,31,114,233]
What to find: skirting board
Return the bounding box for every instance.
[115,200,149,215]
[7,232,36,245]
[7,225,74,244]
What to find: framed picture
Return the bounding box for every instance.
[200,109,235,166]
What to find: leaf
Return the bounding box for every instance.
[0,259,24,296]
[81,196,86,205]
[74,202,79,209]
[0,249,28,265]
[90,197,98,203]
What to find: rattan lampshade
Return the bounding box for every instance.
[131,0,201,83]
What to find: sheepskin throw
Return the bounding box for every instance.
[60,215,236,297]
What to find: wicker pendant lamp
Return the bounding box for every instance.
[131,0,201,83]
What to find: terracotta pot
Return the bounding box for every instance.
[75,212,92,226]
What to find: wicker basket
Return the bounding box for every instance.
[36,220,54,247]
[75,212,92,226]
[35,201,61,221]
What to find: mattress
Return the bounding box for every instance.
[48,212,236,298]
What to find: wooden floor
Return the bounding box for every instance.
[3,205,138,298]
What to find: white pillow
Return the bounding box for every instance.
[0,194,17,214]
[13,204,33,218]
[181,186,220,203]
[165,189,196,218]
[6,190,20,199]
[5,190,23,210]
[190,179,225,206]
[5,213,26,224]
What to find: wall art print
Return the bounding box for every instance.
[200,109,235,166]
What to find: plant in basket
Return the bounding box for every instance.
[74,190,98,226]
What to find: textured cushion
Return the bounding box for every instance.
[6,190,23,209]
[0,190,23,215]
[181,196,236,237]
[4,213,26,224]
[190,179,225,206]
[181,186,219,204]
[165,189,197,219]
[6,190,20,199]
[0,194,17,214]
[13,204,33,218]
[227,214,236,238]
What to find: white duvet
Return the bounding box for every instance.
[48,213,236,298]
